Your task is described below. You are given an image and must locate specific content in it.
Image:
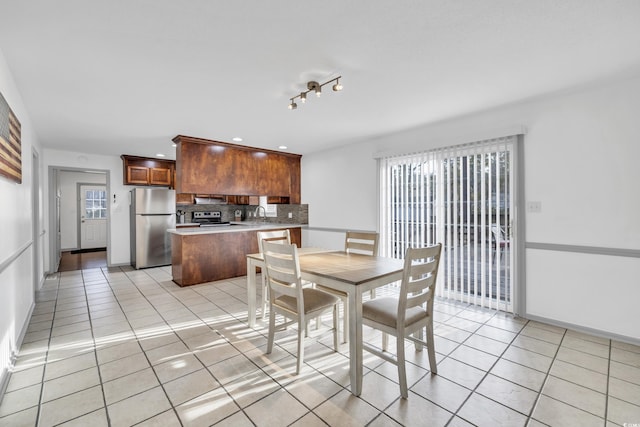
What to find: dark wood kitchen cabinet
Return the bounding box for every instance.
[121,155,175,187]
[173,135,301,203]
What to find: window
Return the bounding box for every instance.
[85,189,107,219]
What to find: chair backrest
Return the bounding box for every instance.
[491,225,507,243]
[257,229,291,254]
[344,231,379,256]
[398,244,442,323]
[262,240,303,307]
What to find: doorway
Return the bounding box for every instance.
[48,167,110,273]
[379,135,520,313]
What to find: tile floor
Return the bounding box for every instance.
[1,265,639,426]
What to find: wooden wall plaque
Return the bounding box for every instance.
[0,91,21,184]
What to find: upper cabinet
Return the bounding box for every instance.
[174,135,301,203]
[121,155,175,188]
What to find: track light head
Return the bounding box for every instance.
[300,92,306,103]
[288,100,297,110]
[332,78,343,91]
[307,81,321,97]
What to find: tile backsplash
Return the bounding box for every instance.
[176,204,308,224]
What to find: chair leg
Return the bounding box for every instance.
[342,299,349,344]
[397,333,408,399]
[332,305,339,351]
[382,332,388,352]
[414,328,424,351]
[261,276,268,320]
[266,308,276,354]
[426,322,437,374]
[296,316,305,375]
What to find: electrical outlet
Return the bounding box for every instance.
[527,201,542,213]
[288,212,293,219]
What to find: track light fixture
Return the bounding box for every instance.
[288,76,342,110]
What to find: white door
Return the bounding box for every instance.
[80,185,107,249]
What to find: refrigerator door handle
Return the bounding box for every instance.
[139,213,173,216]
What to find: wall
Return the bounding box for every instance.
[301,74,640,342]
[0,49,42,394]
[42,150,131,269]
[58,170,107,250]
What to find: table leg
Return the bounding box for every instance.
[246,258,257,327]
[348,287,363,396]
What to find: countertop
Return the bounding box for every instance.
[168,222,305,235]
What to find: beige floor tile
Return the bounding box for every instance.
[107,386,171,427]
[313,388,383,426]
[144,340,190,365]
[42,366,101,402]
[174,387,239,427]
[549,360,608,393]
[207,353,260,385]
[411,373,472,413]
[561,335,610,358]
[520,324,563,345]
[555,346,609,374]
[153,353,203,384]
[95,340,142,365]
[609,376,640,406]
[5,365,44,392]
[0,383,41,418]
[193,341,242,367]
[102,367,160,405]
[475,324,518,343]
[611,346,640,368]
[457,392,527,427]
[607,396,640,426]
[437,357,486,390]
[502,345,553,373]
[542,376,606,417]
[99,352,150,382]
[135,409,182,427]
[44,352,97,381]
[284,371,344,410]
[511,335,559,358]
[610,361,640,386]
[476,373,538,414]
[290,411,331,427]
[136,331,180,352]
[163,368,219,407]
[0,406,39,426]
[449,344,498,371]
[532,395,604,427]
[463,333,509,356]
[224,367,281,408]
[490,358,546,392]
[384,391,453,427]
[39,385,104,426]
[57,408,109,426]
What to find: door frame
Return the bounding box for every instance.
[47,166,111,273]
[76,183,108,249]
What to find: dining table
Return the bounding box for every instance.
[246,248,404,396]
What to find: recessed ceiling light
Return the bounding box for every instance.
[278,145,288,150]
[156,153,165,157]
[232,137,243,142]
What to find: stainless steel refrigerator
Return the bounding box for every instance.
[130,188,176,269]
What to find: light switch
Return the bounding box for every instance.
[527,201,542,213]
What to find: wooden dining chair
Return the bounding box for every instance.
[257,229,291,319]
[262,240,340,374]
[361,243,442,398]
[316,231,379,343]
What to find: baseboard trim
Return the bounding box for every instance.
[0,301,35,405]
[524,312,640,347]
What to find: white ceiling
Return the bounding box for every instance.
[1,1,639,159]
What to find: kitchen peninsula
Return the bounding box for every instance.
[169,223,302,286]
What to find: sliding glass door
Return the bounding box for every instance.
[379,136,517,312]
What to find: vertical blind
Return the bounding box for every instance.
[379,136,515,312]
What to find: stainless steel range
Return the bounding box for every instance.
[193,211,231,227]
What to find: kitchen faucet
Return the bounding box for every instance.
[254,205,267,224]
